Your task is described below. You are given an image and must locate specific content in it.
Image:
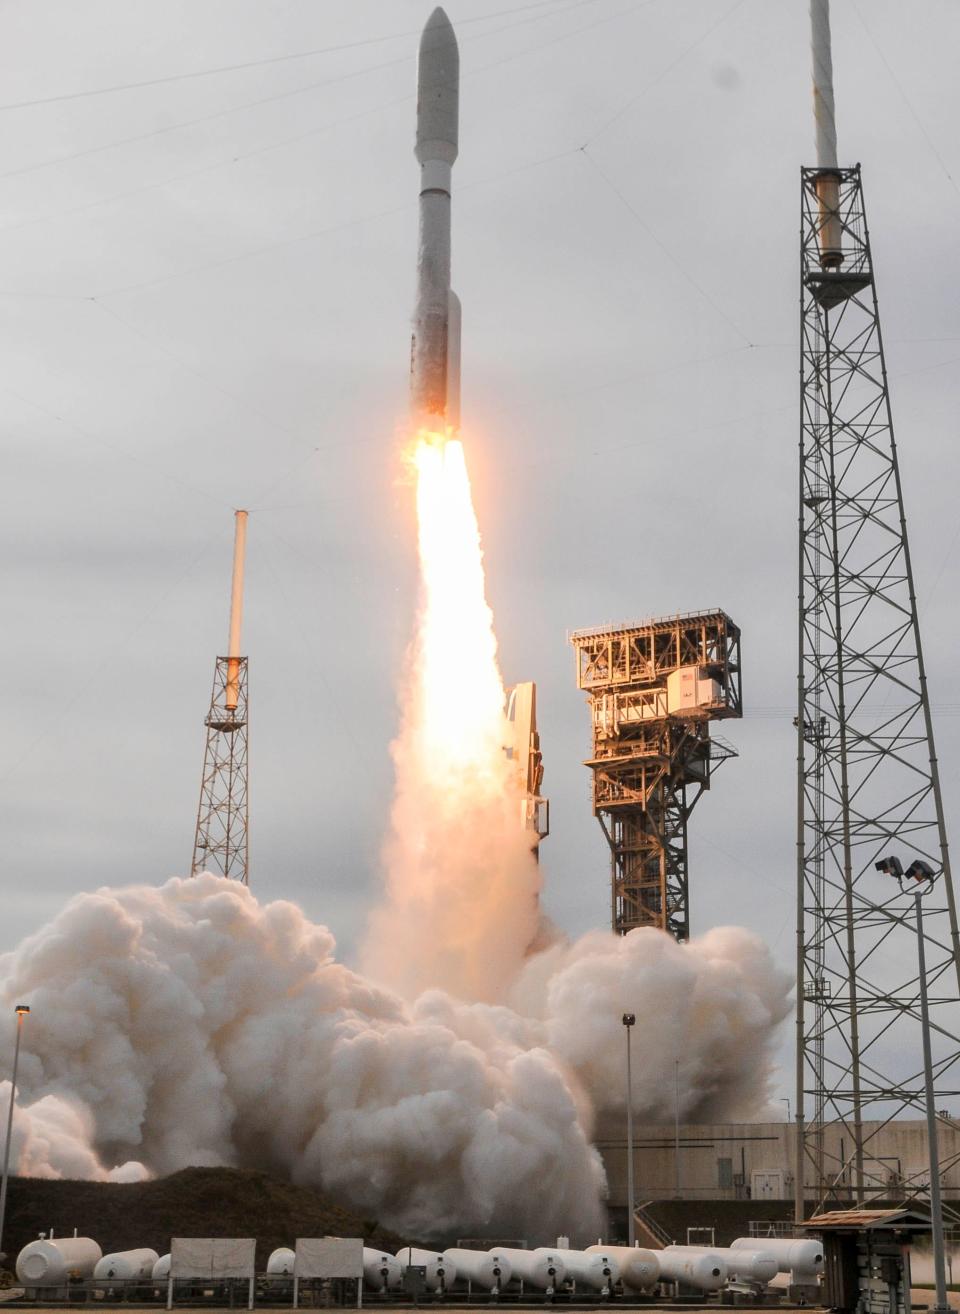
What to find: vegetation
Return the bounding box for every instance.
[1,1166,407,1274]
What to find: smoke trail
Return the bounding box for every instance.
[0,877,790,1241]
[361,435,542,1002]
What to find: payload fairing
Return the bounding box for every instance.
[411,7,461,428]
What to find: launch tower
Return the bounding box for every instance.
[795,0,960,1218]
[191,510,250,883]
[571,610,741,939]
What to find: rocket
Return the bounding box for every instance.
[411,7,461,431]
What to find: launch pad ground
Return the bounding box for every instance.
[0,1306,829,1313]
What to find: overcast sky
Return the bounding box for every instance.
[1,0,959,1102]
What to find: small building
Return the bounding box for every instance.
[596,1116,960,1209]
[800,1205,932,1314]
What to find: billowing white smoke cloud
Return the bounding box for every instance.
[0,1082,147,1182]
[0,876,789,1241]
[513,926,793,1124]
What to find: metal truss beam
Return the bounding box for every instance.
[191,655,249,884]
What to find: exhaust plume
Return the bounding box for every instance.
[361,434,541,1002]
[1,876,789,1241]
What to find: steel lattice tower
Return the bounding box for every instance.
[191,511,250,883]
[794,151,960,1212]
[572,611,741,940]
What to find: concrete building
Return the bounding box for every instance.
[596,1117,960,1208]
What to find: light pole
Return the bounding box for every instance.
[876,855,950,1314]
[0,1005,30,1270]
[781,1097,791,1123]
[674,1058,681,1196]
[622,1013,636,1246]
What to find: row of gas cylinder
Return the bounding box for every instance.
[15,1239,167,1287]
[13,1234,824,1298]
[357,1238,824,1297]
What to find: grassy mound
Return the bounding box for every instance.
[0,1166,406,1273]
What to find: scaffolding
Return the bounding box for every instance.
[571,610,741,940]
[795,164,960,1215]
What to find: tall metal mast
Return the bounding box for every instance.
[191,510,250,883]
[795,0,960,1218]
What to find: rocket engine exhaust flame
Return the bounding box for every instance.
[360,430,543,1003]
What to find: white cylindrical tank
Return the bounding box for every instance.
[658,1248,727,1291]
[266,1247,296,1276]
[587,1244,660,1291]
[731,1236,824,1277]
[722,1248,779,1285]
[362,1248,402,1292]
[17,1238,103,1286]
[442,1248,510,1291]
[668,1245,777,1286]
[94,1249,159,1281]
[558,1247,620,1293]
[498,1247,567,1292]
[152,1254,171,1281]
[395,1246,456,1292]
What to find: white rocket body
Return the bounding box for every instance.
[396,1246,455,1292]
[362,1248,402,1292]
[411,7,460,429]
[587,1243,660,1291]
[498,1247,567,1292]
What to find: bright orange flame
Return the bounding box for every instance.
[410,430,507,793]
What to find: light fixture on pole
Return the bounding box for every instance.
[622,1012,636,1246]
[0,1005,30,1270]
[875,855,950,1314]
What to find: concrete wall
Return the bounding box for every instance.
[596,1115,960,1204]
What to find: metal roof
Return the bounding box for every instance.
[800,1206,932,1231]
[569,609,738,643]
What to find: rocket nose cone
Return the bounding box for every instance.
[421,7,456,50]
[416,6,459,164]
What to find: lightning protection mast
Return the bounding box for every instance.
[795,0,960,1219]
[191,510,250,883]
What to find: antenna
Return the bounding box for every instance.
[225,510,248,711]
[191,511,250,884]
